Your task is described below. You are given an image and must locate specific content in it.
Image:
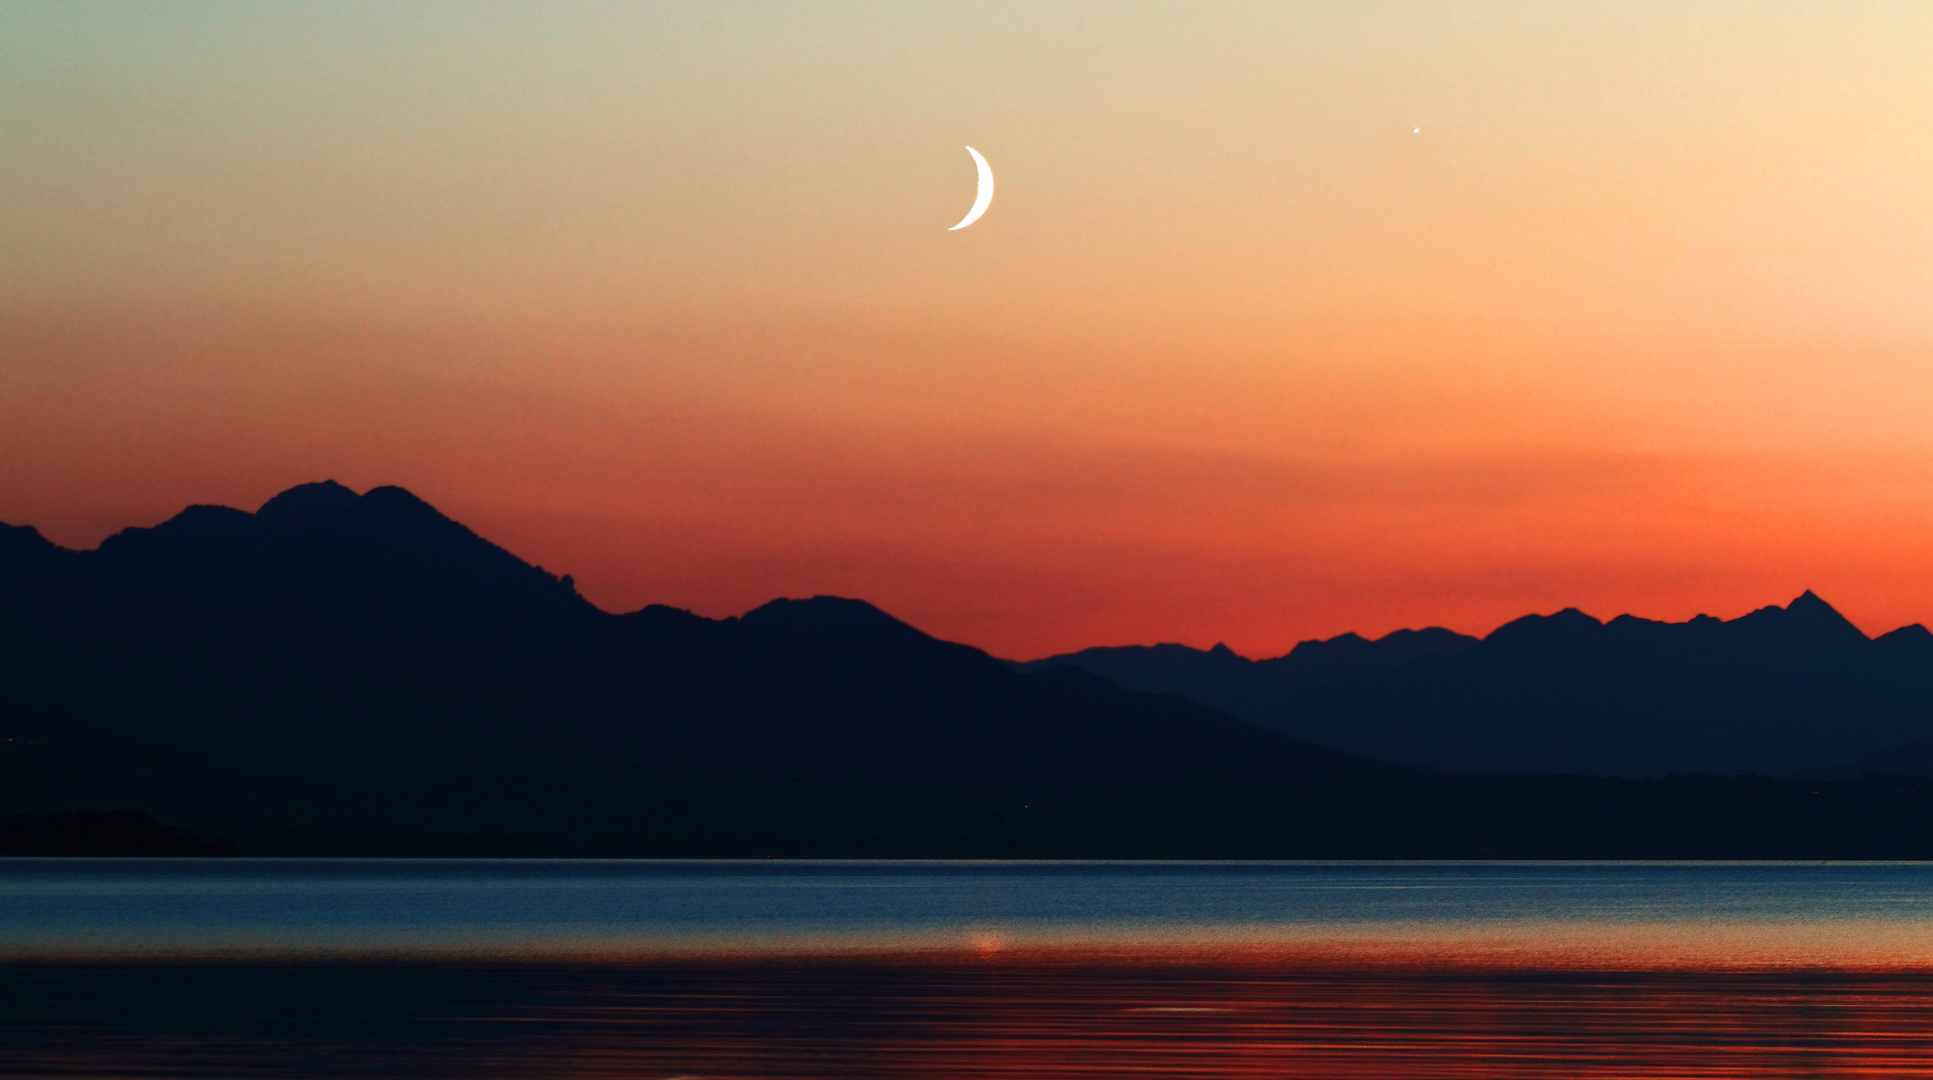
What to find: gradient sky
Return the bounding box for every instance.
[7,2,1933,658]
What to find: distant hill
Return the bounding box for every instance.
[1014,627,1479,727]
[1025,594,1933,778]
[0,482,1380,836]
[0,809,238,857]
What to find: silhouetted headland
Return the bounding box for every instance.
[0,809,237,857]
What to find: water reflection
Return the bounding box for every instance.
[12,862,1933,1076]
[13,860,1933,965]
[8,958,1933,1078]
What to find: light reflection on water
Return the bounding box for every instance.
[9,860,1933,1076]
[10,859,1933,963]
[9,960,1933,1078]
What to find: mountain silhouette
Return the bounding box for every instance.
[0,483,1381,835]
[1021,593,1933,778]
[1226,593,1933,777]
[1015,627,1479,727]
[13,481,1933,855]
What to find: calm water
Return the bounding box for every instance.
[9,860,1933,1077]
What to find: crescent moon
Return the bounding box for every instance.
[948,146,994,231]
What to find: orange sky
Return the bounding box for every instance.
[6,4,1933,658]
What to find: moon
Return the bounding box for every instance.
[948,146,994,231]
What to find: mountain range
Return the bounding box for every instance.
[0,482,1371,837]
[1017,627,1481,732]
[8,481,1933,852]
[1023,593,1933,777]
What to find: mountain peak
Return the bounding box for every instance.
[256,481,360,534]
[741,595,911,634]
[1484,607,1604,648]
[315,485,481,548]
[1739,590,1869,645]
[357,485,444,517]
[1876,623,1933,646]
[1789,589,1847,618]
[0,522,58,560]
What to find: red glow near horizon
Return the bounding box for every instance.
[8,5,1933,659]
[5,332,1931,662]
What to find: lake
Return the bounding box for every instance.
[8,860,1933,1077]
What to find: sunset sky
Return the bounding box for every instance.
[6,2,1933,658]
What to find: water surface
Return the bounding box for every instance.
[9,860,1933,1077]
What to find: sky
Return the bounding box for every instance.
[6,1,1933,659]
